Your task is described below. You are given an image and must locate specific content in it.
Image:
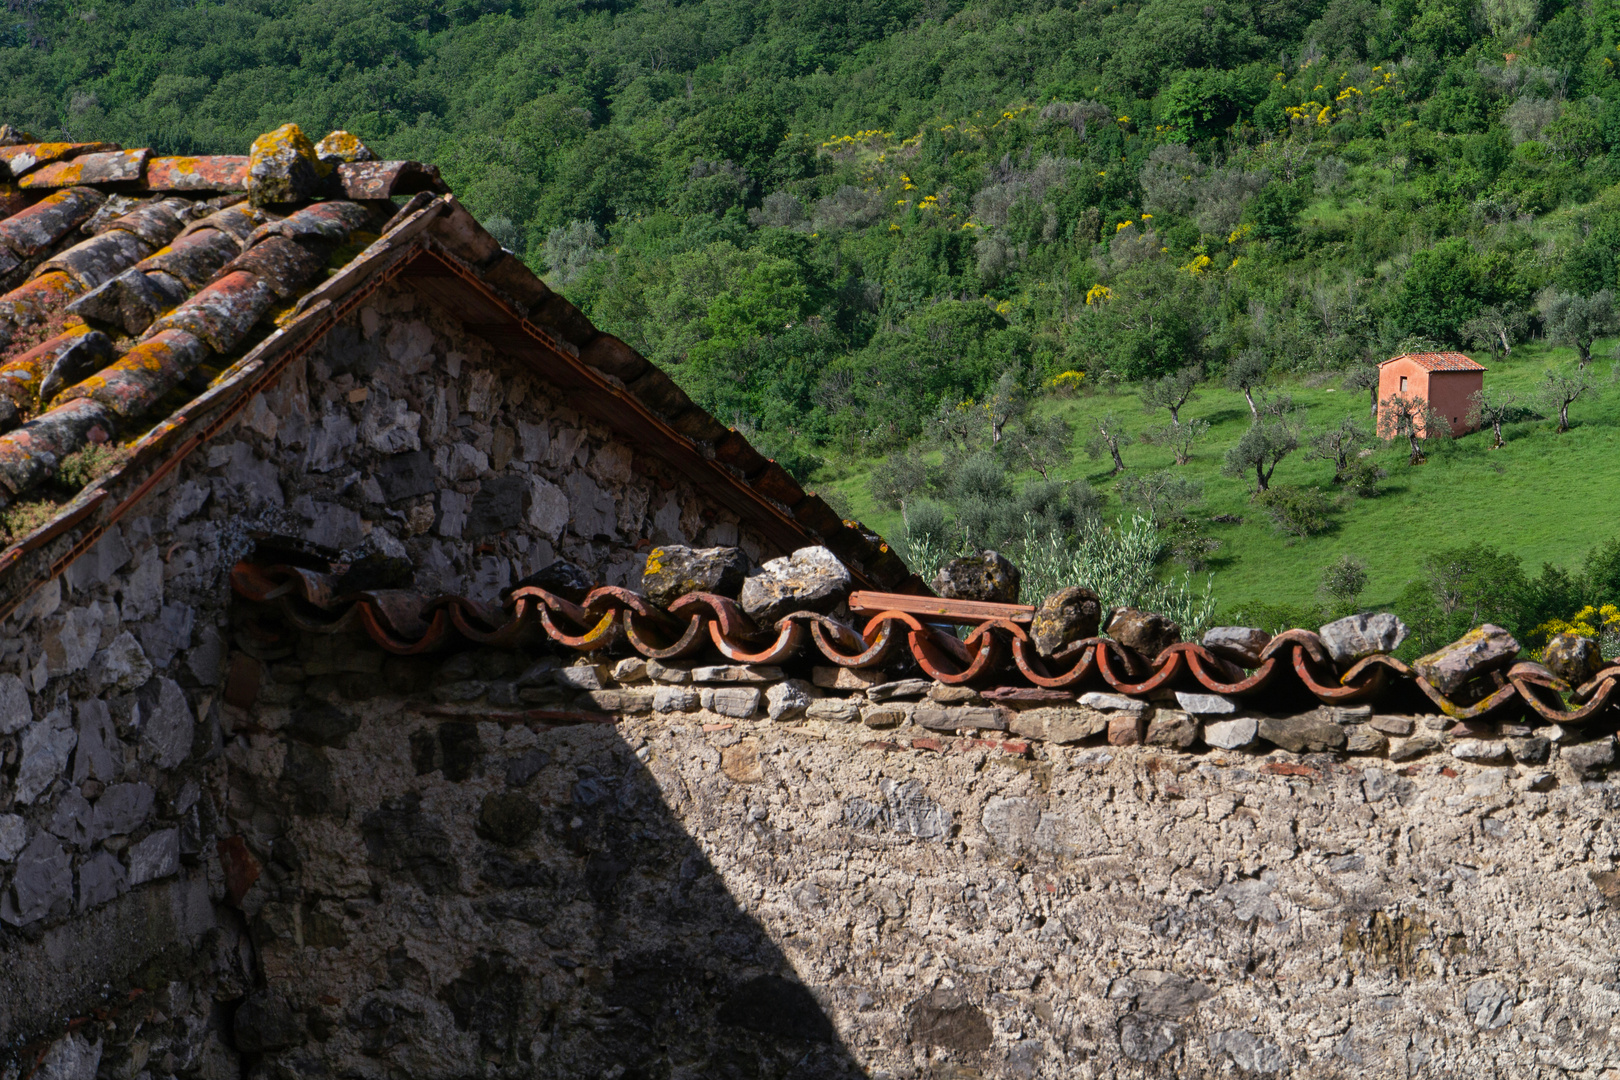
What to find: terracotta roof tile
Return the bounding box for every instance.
[0,122,915,615]
[1384,351,1486,371]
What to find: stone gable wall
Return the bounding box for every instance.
[0,284,781,1074]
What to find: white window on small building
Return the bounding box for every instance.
[1399,375,1408,392]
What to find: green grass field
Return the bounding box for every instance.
[823,341,1620,614]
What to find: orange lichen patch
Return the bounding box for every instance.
[0,272,83,326]
[0,323,103,408]
[146,156,250,191]
[55,328,208,418]
[20,149,150,189]
[0,142,118,180]
[0,187,104,259]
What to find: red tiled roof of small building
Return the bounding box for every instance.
[1380,351,1486,371]
[0,122,918,615]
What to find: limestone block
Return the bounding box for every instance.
[1204,716,1259,750]
[652,687,699,713]
[584,689,654,713]
[525,476,569,540]
[1106,607,1180,658]
[645,660,691,684]
[861,705,908,728]
[612,658,648,683]
[1009,706,1108,744]
[913,706,1009,732]
[1345,726,1389,754]
[1369,714,1415,736]
[812,666,884,690]
[1201,626,1271,667]
[140,678,193,769]
[1564,737,1616,778]
[740,546,851,625]
[44,607,101,676]
[1107,711,1148,746]
[867,679,933,702]
[766,680,813,722]
[0,815,24,861]
[806,698,860,722]
[555,665,607,691]
[1257,714,1345,753]
[1175,691,1236,715]
[92,631,152,694]
[1318,612,1408,664]
[1389,734,1440,762]
[1,833,71,926]
[1451,739,1511,765]
[92,783,154,840]
[703,687,761,719]
[1080,691,1148,712]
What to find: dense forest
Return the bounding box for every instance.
[11,0,1620,647]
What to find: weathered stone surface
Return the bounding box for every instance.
[248,123,322,205]
[1257,715,1345,753]
[0,672,30,734]
[642,545,750,607]
[1208,1030,1287,1074]
[927,684,981,704]
[913,706,1009,732]
[92,782,154,840]
[739,546,851,625]
[1511,736,1551,765]
[1564,737,1616,778]
[586,689,655,713]
[720,740,763,783]
[1080,691,1148,712]
[652,687,699,713]
[1,834,71,926]
[1369,714,1415,736]
[478,793,541,846]
[1318,612,1408,664]
[1414,624,1520,696]
[1345,726,1389,754]
[932,550,1021,604]
[703,687,761,719]
[234,989,303,1053]
[1175,691,1236,715]
[1465,978,1515,1030]
[645,660,690,684]
[867,679,933,702]
[1008,706,1108,744]
[140,678,193,769]
[16,721,77,805]
[1201,626,1271,667]
[1543,632,1603,686]
[766,680,813,722]
[44,607,101,676]
[34,1033,102,1079]
[691,664,783,684]
[1451,739,1511,765]
[812,666,884,691]
[1389,734,1441,762]
[91,631,152,694]
[806,698,859,722]
[1106,607,1180,658]
[554,665,607,691]
[77,850,126,910]
[1029,586,1102,657]
[1120,1016,1181,1061]
[1108,711,1148,746]
[1204,716,1258,750]
[860,705,908,728]
[1145,710,1199,749]
[0,814,25,861]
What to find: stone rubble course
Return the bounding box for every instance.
[739,545,851,625]
[933,549,1022,604]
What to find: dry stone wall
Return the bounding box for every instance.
[212,637,1620,1079]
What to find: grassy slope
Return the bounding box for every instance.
[824,341,1620,612]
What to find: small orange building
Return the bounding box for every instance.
[1377,352,1486,437]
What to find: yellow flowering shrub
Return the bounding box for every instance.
[1084,284,1113,305]
[1048,370,1086,396]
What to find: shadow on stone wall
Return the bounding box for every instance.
[244,679,870,1080]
